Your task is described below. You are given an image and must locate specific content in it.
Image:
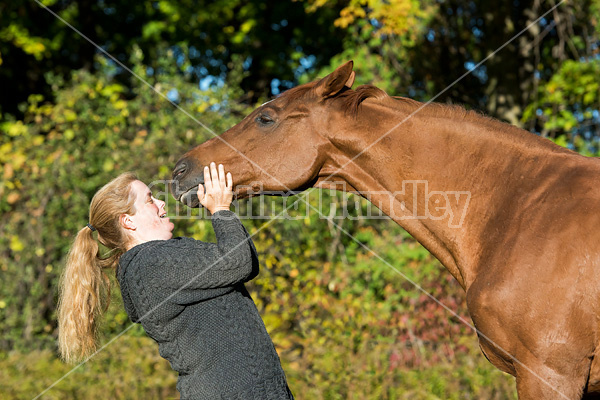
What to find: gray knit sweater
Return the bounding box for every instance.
[117,210,294,400]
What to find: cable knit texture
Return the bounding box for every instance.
[117,210,294,400]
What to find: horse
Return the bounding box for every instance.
[171,61,600,399]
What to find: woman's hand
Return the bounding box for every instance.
[197,162,233,214]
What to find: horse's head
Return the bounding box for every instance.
[171,61,357,207]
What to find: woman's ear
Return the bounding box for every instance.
[120,214,136,231]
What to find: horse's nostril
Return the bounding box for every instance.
[173,161,187,179]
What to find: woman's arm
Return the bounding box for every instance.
[212,210,259,282]
[143,164,259,304]
[133,215,256,305]
[142,212,256,288]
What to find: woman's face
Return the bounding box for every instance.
[126,180,174,244]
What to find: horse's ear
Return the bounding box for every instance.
[315,60,354,98]
[345,71,356,89]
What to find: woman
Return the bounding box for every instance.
[57,163,294,399]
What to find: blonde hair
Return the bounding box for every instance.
[57,172,138,363]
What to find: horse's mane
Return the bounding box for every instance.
[337,85,389,115]
[281,82,499,128]
[341,85,503,129]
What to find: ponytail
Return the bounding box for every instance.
[57,172,138,363]
[57,227,109,363]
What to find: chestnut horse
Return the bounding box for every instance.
[172,61,600,399]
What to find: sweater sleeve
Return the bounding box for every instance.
[212,210,260,282]
[141,210,259,304]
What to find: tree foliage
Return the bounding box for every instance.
[523,59,600,154]
[306,0,435,37]
[2,1,600,398]
[0,0,347,116]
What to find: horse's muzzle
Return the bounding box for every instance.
[171,158,204,208]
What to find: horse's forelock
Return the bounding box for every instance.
[277,85,313,104]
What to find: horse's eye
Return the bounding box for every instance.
[256,114,275,126]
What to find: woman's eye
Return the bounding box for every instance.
[256,114,274,125]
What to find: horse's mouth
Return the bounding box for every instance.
[179,187,200,208]
[177,186,262,209]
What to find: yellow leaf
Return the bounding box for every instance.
[12,153,27,169]
[33,135,44,146]
[6,192,20,204]
[3,163,13,179]
[103,159,115,172]
[7,121,27,137]
[64,109,77,122]
[10,236,24,252]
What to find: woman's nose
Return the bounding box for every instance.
[152,196,165,208]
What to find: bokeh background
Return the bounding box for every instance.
[1,0,599,399]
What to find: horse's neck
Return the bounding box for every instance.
[327,99,576,289]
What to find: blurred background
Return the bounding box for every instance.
[1,0,599,398]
